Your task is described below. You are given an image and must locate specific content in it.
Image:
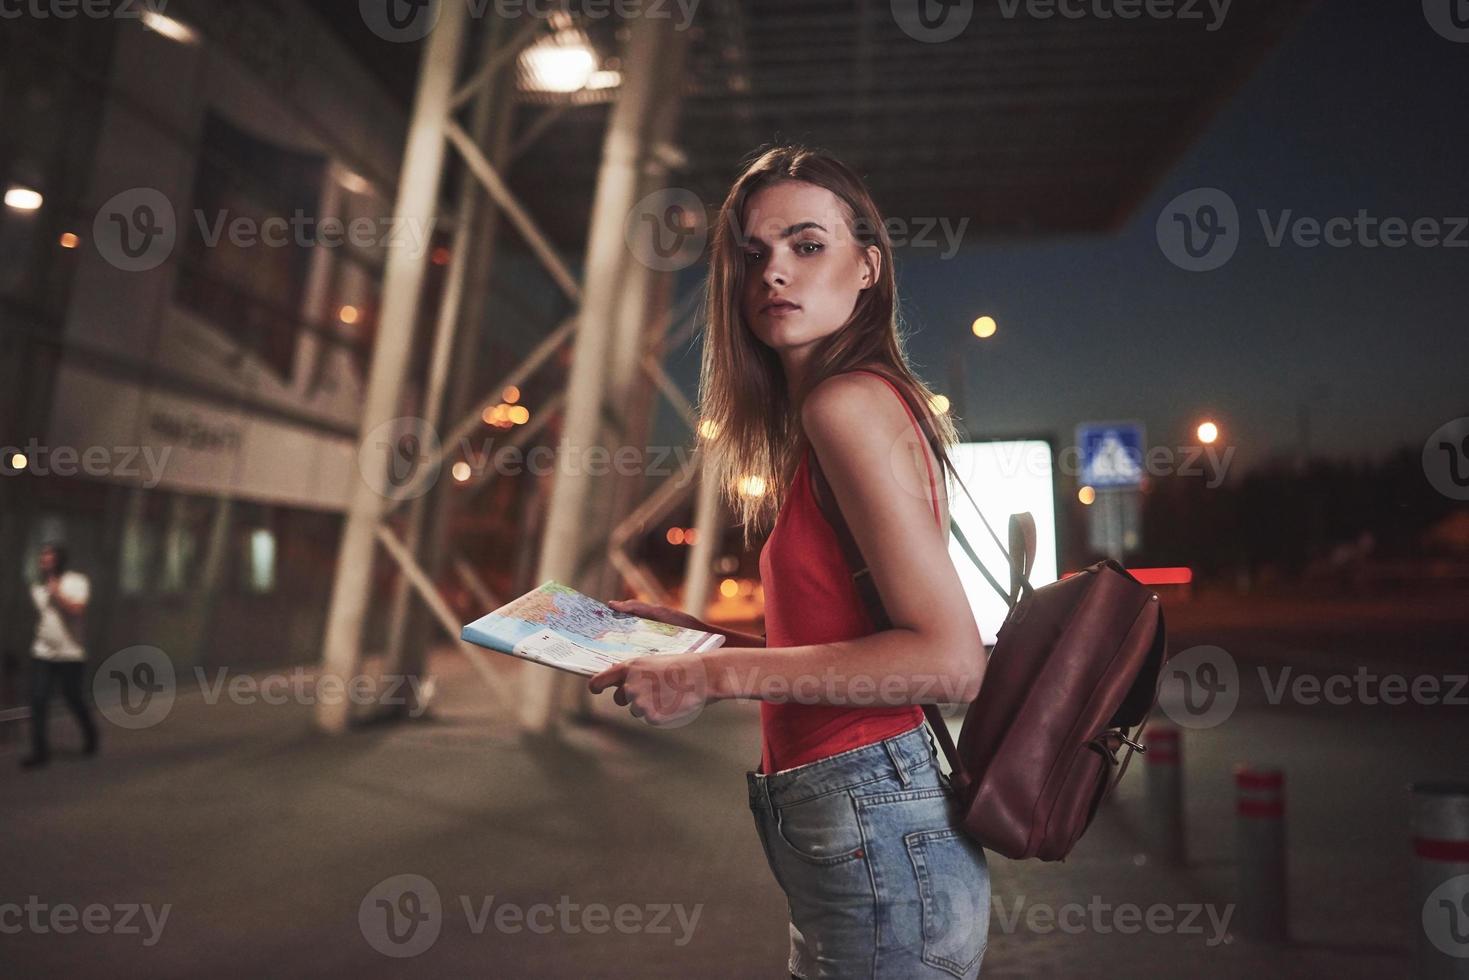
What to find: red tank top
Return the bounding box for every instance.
[756,370,942,773]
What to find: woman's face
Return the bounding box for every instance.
[738,180,880,356]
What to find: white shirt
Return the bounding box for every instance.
[31,571,90,662]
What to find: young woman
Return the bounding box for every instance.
[589,145,990,979]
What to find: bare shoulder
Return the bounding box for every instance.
[800,371,908,442]
[801,370,948,525]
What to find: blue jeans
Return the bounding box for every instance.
[747,723,991,979]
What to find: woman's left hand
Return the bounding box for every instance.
[587,652,711,727]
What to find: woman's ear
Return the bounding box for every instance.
[860,244,881,290]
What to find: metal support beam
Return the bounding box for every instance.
[520,12,692,734]
[314,0,469,735]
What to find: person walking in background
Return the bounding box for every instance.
[21,543,99,769]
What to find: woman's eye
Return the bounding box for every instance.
[797,241,823,255]
[743,250,763,263]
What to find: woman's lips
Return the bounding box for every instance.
[762,302,800,316]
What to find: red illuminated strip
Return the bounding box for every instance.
[1059,567,1193,585]
[1414,837,1469,863]
[1130,567,1193,585]
[1235,771,1284,790]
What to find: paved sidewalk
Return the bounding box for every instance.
[2,627,1454,978]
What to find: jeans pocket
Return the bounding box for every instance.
[904,828,989,979]
[773,790,866,866]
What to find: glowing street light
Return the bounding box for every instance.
[972,315,997,339]
[141,11,199,44]
[5,186,43,211]
[1078,486,1096,506]
[737,475,767,498]
[1197,421,1219,444]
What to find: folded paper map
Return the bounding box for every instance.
[460,579,726,677]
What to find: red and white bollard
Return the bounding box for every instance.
[1412,781,1469,979]
[1144,725,1185,865]
[1234,765,1288,942]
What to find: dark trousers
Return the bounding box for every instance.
[28,658,98,760]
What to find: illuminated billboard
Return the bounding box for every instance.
[945,439,1060,647]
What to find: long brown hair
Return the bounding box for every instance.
[696,144,962,549]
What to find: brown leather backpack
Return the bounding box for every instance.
[808,413,1169,862]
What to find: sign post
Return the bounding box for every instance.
[1077,421,1146,561]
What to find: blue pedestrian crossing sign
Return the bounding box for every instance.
[1077,422,1146,489]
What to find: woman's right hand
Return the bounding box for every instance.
[607,598,713,636]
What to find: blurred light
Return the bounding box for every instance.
[719,578,739,598]
[520,33,598,93]
[1078,485,1096,506]
[666,527,684,545]
[508,405,529,425]
[5,186,43,211]
[1129,566,1194,586]
[698,419,720,440]
[684,527,698,546]
[59,232,80,249]
[431,246,451,266]
[338,305,360,325]
[972,315,997,339]
[482,404,504,426]
[1197,421,1219,444]
[141,11,199,44]
[451,461,472,483]
[337,170,373,195]
[738,578,754,596]
[9,453,27,470]
[503,386,521,404]
[930,394,950,414]
[737,475,767,498]
[586,69,621,90]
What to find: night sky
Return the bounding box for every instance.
[893,1,1469,469]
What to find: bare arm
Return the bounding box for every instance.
[704,373,984,706]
